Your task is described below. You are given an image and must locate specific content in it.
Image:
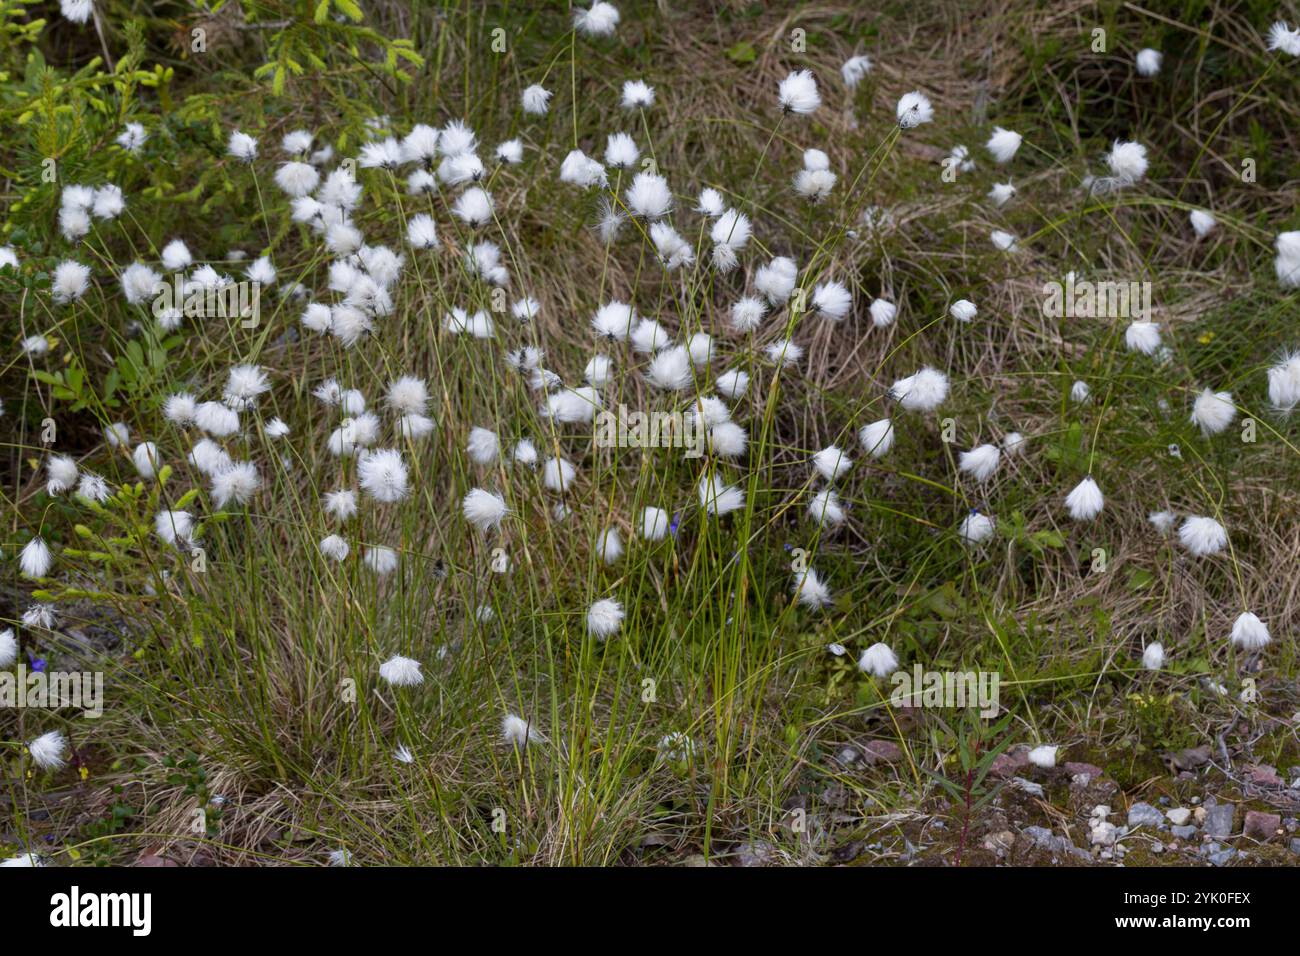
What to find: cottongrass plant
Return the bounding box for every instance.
[4,3,1299,867]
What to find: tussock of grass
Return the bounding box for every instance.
[2,2,1298,866]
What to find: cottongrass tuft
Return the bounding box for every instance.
[869,298,897,328]
[46,455,78,496]
[27,730,68,771]
[586,598,625,639]
[501,713,542,748]
[357,449,409,503]
[858,418,895,458]
[0,628,17,669]
[1189,209,1216,238]
[812,446,852,482]
[574,1,619,37]
[597,526,624,564]
[363,545,398,577]
[958,444,1000,482]
[1105,140,1148,184]
[1027,745,1058,768]
[379,655,423,687]
[319,535,349,562]
[896,91,934,128]
[698,473,744,517]
[858,642,899,677]
[19,536,53,579]
[462,488,508,532]
[1177,515,1227,557]
[778,69,821,114]
[641,507,670,540]
[889,367,949,412]
[1135,48,1162,76]
[1230,612,1271,651]
[841,54,872,88]
[1189,389,1236,435]
[808,489,846,528]
[958,511,995,545]
[1064,476,1104,521]
[985,126,1022,163]
[791,568,832,610]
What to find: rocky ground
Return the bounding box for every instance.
[700,739,1300,867]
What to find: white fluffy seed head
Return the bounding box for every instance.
[319,534,349,562]
[1189,209,1216,238]
[1027,745,1058,768]
[755,256,798,304]
[646,345,693,391]
[716,368,749,400]
[1106,140,1148,183]
[1267,352,1300,410]
[1178,515,1227,556]
[985,126,1022,163]
[958,511,995,545]
[1148,510,1176,534]
[858,642,899,677]
[729,296,767,333]
[210,461,261,509]
[19,536,53,579]
[462,488,508,532]
[501,713,541,748]
[792,568,832,609]
[592,300,636,341]
[1190,389,1236,436]
[698,473,744,517]
[708,422,748,458]
[641,506,670,541]
[362,545,398,576]
[587,598,625,639]
[358,449,409,503]
[778,69,821,114]
[1065,476,1104,521]
[542,457,576,492]
[46,455,78,494]
[764,338,803,368]
[466,427,500,466]
[812,445,852,482]
[988,182,1016,207]
[386,375,429,416]
[812,281,852,321]
[27,730,68,771]
[1135,48,1162,76]
[869,298,897,328]
[896,91,934,128]
[379,655,423,687]
[597,526,624,564]
[841,54,872,88]
[808,489,845,528]
[958,444,1000,482]
[890,367,949,412]
[950,299,978,322]
[1125,320,1161,355]
[624,172,673,219]
[631,318,671,353]
[1230,612,1271,651]
[132,441,159,479]
[858,418,895,458]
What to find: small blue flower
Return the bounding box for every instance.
[29,654,46,673]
